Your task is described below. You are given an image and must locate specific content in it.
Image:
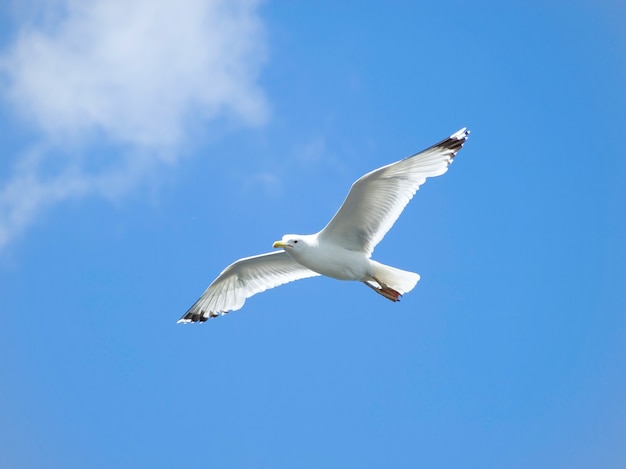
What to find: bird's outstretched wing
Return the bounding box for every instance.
[318,128,470,256]
[178,251,320,323]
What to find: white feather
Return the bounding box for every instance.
[179,251,319,322]
[318,128,469,256]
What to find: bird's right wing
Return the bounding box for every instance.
[179,251,320,323]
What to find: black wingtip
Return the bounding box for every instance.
[177,307,208,324]
[434,127,470,157]
[177,306,225,323]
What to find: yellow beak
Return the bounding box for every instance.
[273,241,288,249]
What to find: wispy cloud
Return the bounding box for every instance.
[0,0,268,251]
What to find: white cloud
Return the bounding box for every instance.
[0,0,268,251]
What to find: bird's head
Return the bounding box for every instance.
[273,235,301,251]
[273,234,315,252]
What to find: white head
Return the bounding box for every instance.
[272,234,317,254]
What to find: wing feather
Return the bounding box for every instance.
[318,128,470,255]
[178,251,319,322]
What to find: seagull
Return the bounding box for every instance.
[179,128,470,323]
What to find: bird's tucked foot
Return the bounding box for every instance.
[363,278,402,302]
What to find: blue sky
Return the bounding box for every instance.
[1,1,625,467]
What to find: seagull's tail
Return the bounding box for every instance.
[366,261,420,301]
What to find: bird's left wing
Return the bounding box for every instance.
[178,251,320,323]
[318,128,470,256]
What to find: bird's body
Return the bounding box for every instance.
[280,234,370,281]
[179,128,470,323]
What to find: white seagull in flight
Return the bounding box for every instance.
[179,128,470,323]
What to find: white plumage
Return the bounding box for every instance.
[179,128,470,323]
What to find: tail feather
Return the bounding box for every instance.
[370,261,420,295]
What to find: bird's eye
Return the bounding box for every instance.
[294,240,298,244]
